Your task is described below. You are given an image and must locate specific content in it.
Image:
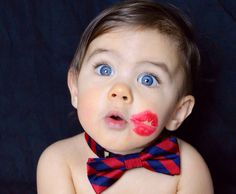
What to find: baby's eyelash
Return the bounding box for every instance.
[148,73,161,84]
[92,61,110,68]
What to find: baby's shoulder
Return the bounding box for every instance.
[177,138,206,166]
[36,133,87,193]
[176,138,214,193]
[38,133,86,164]
[37,133,86,178]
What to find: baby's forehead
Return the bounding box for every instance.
[88,27,178,48]
[85,28,181,69]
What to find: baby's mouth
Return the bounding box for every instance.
[110,115,123,121]
[105,112,127,129]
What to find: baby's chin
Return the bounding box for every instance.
[93,131,157,155]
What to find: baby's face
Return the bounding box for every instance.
[72,27,186,154]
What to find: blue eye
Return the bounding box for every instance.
[137,73,159,87]
[95,64,114,76]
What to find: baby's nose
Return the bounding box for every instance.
[108,83,133,104]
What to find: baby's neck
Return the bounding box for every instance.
[104,147,144,156]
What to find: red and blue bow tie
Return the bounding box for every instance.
[85,132,180,194]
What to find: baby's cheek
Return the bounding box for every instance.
[77,90,100,128]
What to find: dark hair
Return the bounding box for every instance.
[70,0,200,96]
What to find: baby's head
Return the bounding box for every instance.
[68,0,200,154]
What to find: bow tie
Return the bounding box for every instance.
[85,132,180,194]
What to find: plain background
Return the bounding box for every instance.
[0,0,235,193]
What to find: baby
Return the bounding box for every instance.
[37,1,213,194]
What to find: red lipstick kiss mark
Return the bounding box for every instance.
[130,111,158,136]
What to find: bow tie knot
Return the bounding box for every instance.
[124,157,142,170]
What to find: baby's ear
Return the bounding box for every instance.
[67,68,78,109]
[165,95,195,131]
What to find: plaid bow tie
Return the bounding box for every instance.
[85,132,180,194]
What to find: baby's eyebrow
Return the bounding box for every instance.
[141,60,172,80]
[87,48,113,61]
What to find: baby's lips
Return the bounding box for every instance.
[105,111,127,122]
